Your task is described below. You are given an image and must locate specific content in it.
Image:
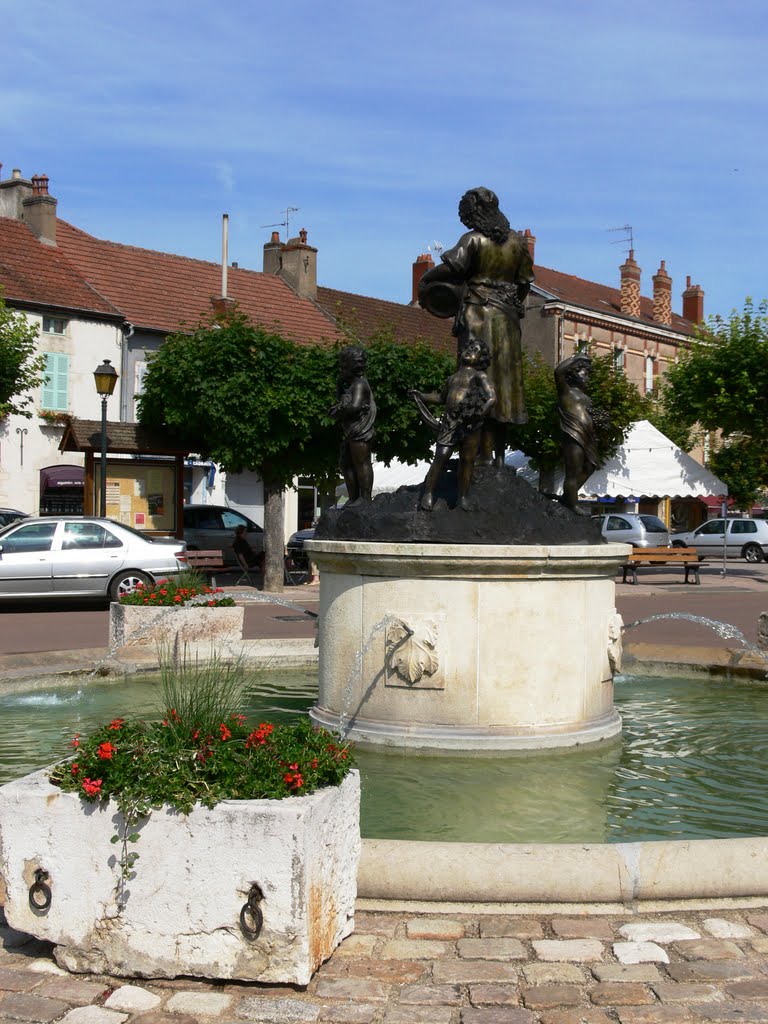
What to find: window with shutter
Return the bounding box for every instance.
[41,352,69,411]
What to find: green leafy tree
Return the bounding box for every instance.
[0,293,45,418]
[663,299,768,508]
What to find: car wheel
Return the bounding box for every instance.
[743,543,764,563]
[110,570,152,602]
[671,541,686,548]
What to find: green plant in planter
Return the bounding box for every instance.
[49,652,354,906]
[119,569,235,607]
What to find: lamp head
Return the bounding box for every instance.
[93,359,118,397]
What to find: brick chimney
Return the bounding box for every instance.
[0,167,33,220]
[682,275,705,324]
[412,253,434,304]
[22,174,57,245]
[263,230,283,275]
[620,250,641,318]
[523,227,536,262]
[278,227,317,299]
[652,260,672,324]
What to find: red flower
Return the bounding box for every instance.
[71,763,79,776]
[311,758,318,769]
[97,741,116,760]
[108,718,124,731]
[170,709,180,721]
[192,728,200,740]
[71,734,80,749]
[82,778,102,797]
[219,723,232,741]
[231,714,246,725]
[207,600,215,607]
[283,771,304,790]
[173,595,182,603]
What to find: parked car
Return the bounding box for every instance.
[0,517,187,601]
[0,509,28,529]
[286,527,316,569]
[596,513,670,548]
[182,505,264,565]
[672,517,768,562]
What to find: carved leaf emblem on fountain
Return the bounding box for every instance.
[385,618,439,686]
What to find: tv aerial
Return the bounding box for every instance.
[261,206,300,239]
[607,224,634,253]
[428,240,444,259]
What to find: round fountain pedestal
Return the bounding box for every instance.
[306,541,629,753]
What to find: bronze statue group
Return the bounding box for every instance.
[330,188,600,514]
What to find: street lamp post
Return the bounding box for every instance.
[93,359,118,517]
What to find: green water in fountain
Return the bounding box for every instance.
[2,672,767,844]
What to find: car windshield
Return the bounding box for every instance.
[638,516,667,532]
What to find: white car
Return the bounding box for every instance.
[672,518,768,562]
[597,513,670,547]
[0,517,187,601]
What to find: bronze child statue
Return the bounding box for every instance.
[329,346,376,502]
[410,338,496,511]
[554,353,600,513]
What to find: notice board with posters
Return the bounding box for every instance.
[93,459,177,534]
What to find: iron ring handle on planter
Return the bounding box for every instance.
[239,883,263,940]
[29,869,52,912]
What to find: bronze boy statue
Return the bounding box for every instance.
[410,338,496,511]
[554,353,600,513]
[329,346,376,502]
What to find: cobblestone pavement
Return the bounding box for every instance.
[4,904,768,1023]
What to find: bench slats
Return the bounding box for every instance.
[622,546,701,585]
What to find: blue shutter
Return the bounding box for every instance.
[41,353,69,411]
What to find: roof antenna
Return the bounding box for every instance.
[607,224,634,254]
[261,206,300,240]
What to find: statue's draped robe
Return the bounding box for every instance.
[440,229,534,425]
[558,389,599,471]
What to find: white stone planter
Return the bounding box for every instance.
[109,602,244,648]
[0,768,360,983]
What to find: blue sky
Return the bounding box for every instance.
[4,0,767,320]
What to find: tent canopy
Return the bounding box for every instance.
[338,421,728,501]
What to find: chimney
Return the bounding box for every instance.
[22,174,57,245]
[263,230,283,275]
[523,227,536,262]
[682,275,705,324]
[278,227,317,299]
[210,295,236,318]
[412,252,434,304]
[620,250,641,318]
[652,260,672,324]
[0,167,33,220]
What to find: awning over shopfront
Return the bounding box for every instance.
[40,465,85,490]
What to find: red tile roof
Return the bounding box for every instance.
[316,286,455,353]
[0,218,120,318]
[534,264,695,336]
[56,221,344,345]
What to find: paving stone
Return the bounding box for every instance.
[673,938,744,960]
[616,1009,691,1024]
[725,978,768,1000]
[398,984,462,1005]
[468,985,520,1006]
[539,1012,612,1024]
[532,939,604,962]
[749,935,768,953]
[406,918,465,940]
[23,962,67,977]
[352,913,399,936]
[317,1005,382,1023]
[433,961,519,984]
[329,959,426,984]
[694,1005,768,1023]
[613,941,669,964]
[458,939,526,961]
[130,1014,198,1024]
[0,971,43,994]
[104,988,162,1014]
[479,918,544,940]
[746,913,768,934]
[522,964,586,986]
[461,1009,537,1023]
[0,993,73,1022]
[666,960,758,983]
[651,982,724,1004]
[593,964,665,984]
[520,985,582,1009]
[166,992,232,1015]
[333,934,378,956]
[59,1010,129,1024]
[35,980,106,1006]
[701,917,754,939]
[380,939,447,960]
[231,996,322,1022]
[384,1008,453,1024]
[618,923,700,943]
[314,978,389,1002]
[550,918,615,940]
[590,982,654,1006]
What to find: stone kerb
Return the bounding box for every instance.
[0,768,361,984]
[109,602,244,648]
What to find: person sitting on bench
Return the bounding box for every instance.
[233,525,264,570]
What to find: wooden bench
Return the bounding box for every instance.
[621,546,701,585]
[184,550,228,587]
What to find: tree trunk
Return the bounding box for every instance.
[262,479,285,593]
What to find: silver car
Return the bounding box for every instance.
[0,517,187,601]
[597,513,670,547]
[672,518,768,562]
